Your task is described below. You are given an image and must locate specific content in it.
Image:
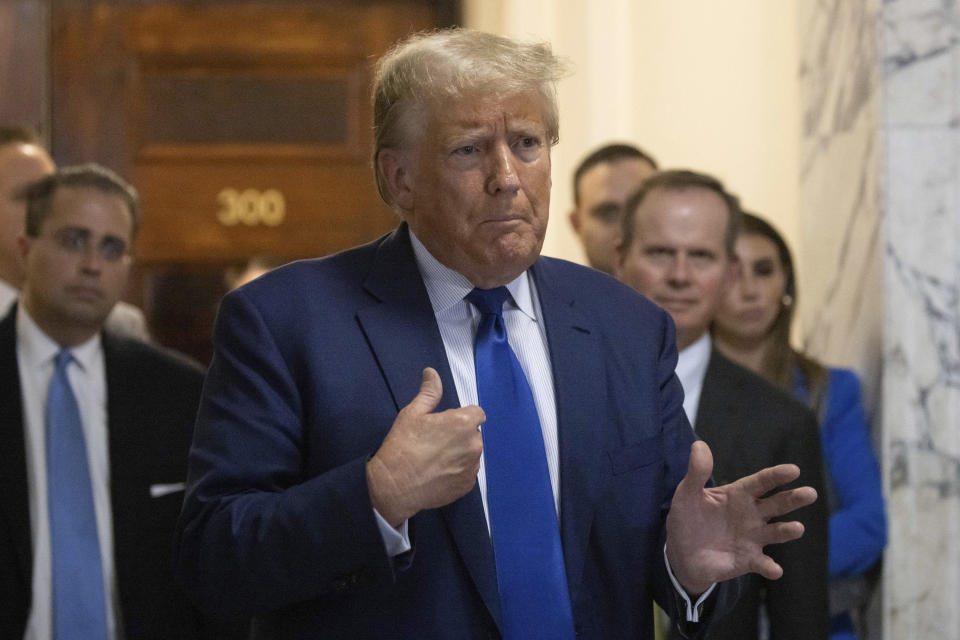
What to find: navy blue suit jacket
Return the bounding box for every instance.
[174,224,738,638]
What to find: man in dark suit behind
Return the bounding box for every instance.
[0,164,244,638]
[0,125,151,341]
[616,169,830,639]
[175,29,819,639]
[568,142,658,275]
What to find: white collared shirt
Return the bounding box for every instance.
[409,232,560,524]
[17,304,117,640]
[675,333,712,429]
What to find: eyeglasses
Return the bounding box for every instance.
[50,227,130,262]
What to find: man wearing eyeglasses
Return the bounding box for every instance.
[0,126,151,341]
[0,164,244,639]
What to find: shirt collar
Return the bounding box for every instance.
[409,230,537,321]
[676,332,712,391]
[0,278,18,303]
[16,303,102,371]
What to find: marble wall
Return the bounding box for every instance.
[884,0,960,637]
[799,0,960,637]
[797,0,883,418]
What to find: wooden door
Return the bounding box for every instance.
[50,0,459,362]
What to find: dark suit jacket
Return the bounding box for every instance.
[174,224,740,639]
[674,350,830,640]
[0,305,243,639]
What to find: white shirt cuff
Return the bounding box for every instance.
[663,545,717,623]
[374,508,411,556]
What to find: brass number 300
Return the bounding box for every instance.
[217,188,286,227]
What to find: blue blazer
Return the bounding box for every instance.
[174,225,737,638]
[798,368,885,580]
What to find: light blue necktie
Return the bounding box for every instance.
[47,350,109,640]
[467,287,575,640]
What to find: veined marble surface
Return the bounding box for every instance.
[885,0,960,632]
[884,94,960,640]
[797,0,883,412]
[804,0,960,637]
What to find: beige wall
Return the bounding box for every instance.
[464,0,801,270]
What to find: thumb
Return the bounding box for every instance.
[680,440,714,493]
[406,367,443,415]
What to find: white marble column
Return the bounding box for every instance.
[799,0,960,637]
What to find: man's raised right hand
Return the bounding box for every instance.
[366,367,485,528]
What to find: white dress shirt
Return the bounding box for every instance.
[675,332,712,428]
[409,233,561,524]
[17,305,118,640]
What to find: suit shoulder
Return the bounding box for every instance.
[534,256,663,315]
[229,233,390,312]
[104,332,205,380]
[247,232,387,287]
[709,351,815,422]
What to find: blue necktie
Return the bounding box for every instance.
[467,287,575,640]
[47,350,109,640]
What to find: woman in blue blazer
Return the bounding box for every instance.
[711,212,886,640]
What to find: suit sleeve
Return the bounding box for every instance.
[173,289,395,617]
[765,405,830,640]
[821,369,886,578]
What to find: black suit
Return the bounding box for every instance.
[0,305,245,639]
[674,350,829,640]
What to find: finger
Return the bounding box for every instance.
[456,404,486,429]
[438,404,486,432]
[756,520,806,547]
[679,441,714,494]
[757,486,818,521]
[405,367,443,415]
[748,554,784,581]
[736,463,801,498]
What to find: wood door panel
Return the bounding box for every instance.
[50,0,458,360]
[0,0,49,133]
[52,0,449,263]
[132,161,396,262]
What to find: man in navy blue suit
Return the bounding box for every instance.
[174,29,817,639]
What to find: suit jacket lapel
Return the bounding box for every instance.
[530,259,607,607]
[0,306,32,585]
[355,224,501,628]
[356,224,461,413]
[102,333,135,515]
[101,331,136,604]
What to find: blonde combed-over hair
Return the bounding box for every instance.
[371,28,569,205]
